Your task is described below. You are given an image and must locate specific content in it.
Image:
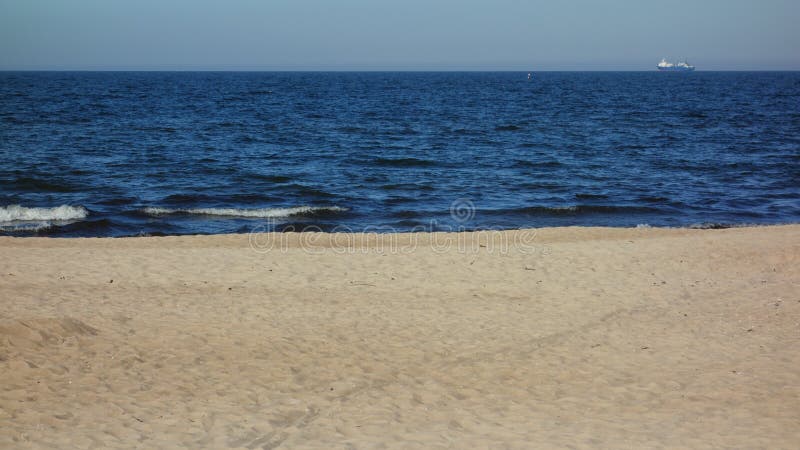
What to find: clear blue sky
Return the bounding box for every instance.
[1,0,798,70]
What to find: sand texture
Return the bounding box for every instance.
[1,226,799,449]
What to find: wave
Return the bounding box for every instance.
[689,222,731,230]
[163,193,215,204]
[390,210,425,219]
[160,193,278,205]
[373,157,437,168]
[486,205,663,216]
[386,204,669,222]
[684,110,708,119]
[387,205,659,220]
[1,218,120,236]
[380,183,435,191]
[382,196,416,205]
[575,193,610,200]
[6,176,81,193]
[247,174,293,184]
[97,197,137,206]
[0,222,55,233]
[637,195,671,203]
[337,126,367,133]
[282,183,337,198]
[0,205,89,222]
[512,159,563,169]
[687,222,767,230]
[141,206,348,218]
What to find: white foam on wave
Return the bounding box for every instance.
[141,206,347,218]
[0,205,89,223]
[0,222,54,232]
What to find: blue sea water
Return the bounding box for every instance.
[1,71,798,237]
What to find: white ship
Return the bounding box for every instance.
[657,58,695,72]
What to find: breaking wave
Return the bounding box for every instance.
[0,205,89,222]
[0,222,55,233]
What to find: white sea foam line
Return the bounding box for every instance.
[142,206,347,218]
[0,222,53,232]
[0,205,88,222]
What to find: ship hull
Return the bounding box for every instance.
[657,67,695,72]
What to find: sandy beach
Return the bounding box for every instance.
[1,225,798,449]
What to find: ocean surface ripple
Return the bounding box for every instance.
[1,72,799,237]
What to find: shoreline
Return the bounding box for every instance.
[2,222,797,242]
[2,224,799,447]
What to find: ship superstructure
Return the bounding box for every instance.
[657,58,695,72]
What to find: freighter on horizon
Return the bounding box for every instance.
[657,58,695,72]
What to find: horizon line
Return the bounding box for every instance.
[2,68,799,73]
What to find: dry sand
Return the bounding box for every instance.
[1,226,799,449]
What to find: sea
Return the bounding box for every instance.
[1,71,798,237]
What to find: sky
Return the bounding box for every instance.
[0,0,798,71]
